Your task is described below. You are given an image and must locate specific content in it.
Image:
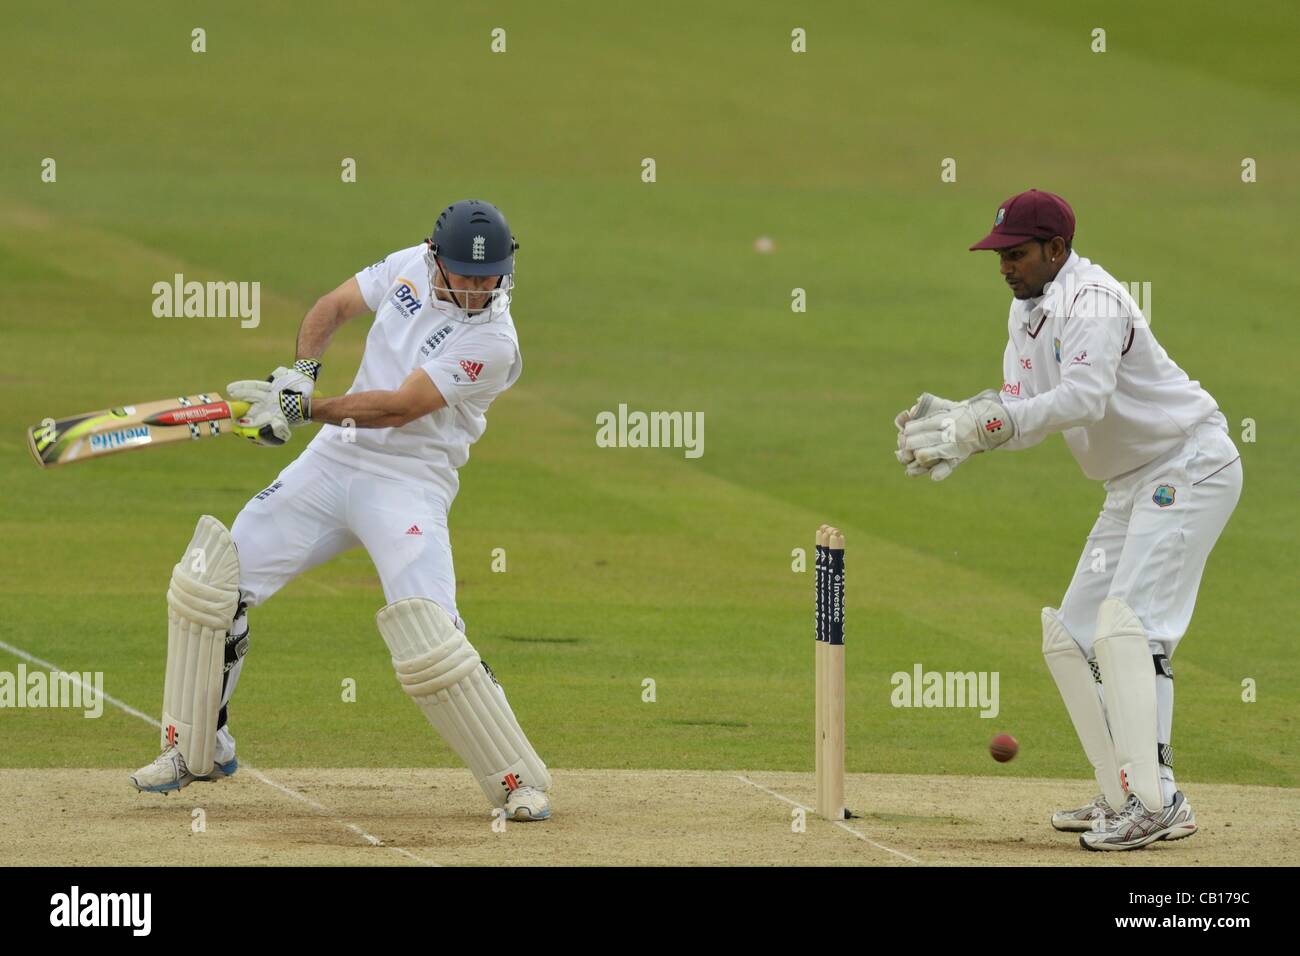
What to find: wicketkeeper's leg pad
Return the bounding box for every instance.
[377,597,551,807]
[163,515,241,776]
[1041,607,1124,810]
[1093,597,1162,810]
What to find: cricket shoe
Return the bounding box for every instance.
[1079,791,1197,851]
[1051,794,1118,832]
[130,745,238,794]
[504,785,550,821]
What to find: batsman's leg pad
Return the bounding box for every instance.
[163,515,241,776]
[377,598,551,807]
[1093,597,1162,810]
[1041,608,1125,810]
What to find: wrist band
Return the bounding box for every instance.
[293,359,322,381]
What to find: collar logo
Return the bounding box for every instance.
[995,208,1006,225]
[472,236,486,261]
[1153,484,1176,508]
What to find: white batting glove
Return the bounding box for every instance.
[268,360,322,401]
[227,377,312,447]
[230,397,292,447]
[226,378,273,407]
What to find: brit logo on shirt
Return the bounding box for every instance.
[1153,484,1176,508]
[1053,337,1062,363]
[390,278,423,318]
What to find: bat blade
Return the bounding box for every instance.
[27,394,252,468]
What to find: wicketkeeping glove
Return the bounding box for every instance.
[900,389,1013,480]
[894,392,960,479]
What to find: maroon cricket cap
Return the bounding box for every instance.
[969,189,1076,251]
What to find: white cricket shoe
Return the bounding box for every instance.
[1051,793,1119,832]
[1079,791,1197,851]
[130,744,238,794]
[504,785,550,821]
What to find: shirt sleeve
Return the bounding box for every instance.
[421,332,520,408]
[354,245,426,312]
[1003,287,1131,446]
[996,339,1045,451]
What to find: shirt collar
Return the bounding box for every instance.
[1017,250,1080,326]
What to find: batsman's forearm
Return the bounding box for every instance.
[310,391,409,428]
[295,298,350,361]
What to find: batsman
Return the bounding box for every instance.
[896,190,1242,850]
[129,200,552,822]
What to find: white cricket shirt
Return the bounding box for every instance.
[307,244,522,503]
[997,251,1223,481]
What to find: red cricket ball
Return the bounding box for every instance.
[989,733,1019,762]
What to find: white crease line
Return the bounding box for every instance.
[736,774,921,864]
[0,638,437,867]
[245,768,435,866]
[0,640,157,724]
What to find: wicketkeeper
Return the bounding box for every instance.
[895,189,1242,850]
[130,200,552,822]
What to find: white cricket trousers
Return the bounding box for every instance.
[1057,420,1242,656]
[214,449,462,752]
[1054,419,1240,799]
[231,448,461,618]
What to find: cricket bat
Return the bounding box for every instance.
[26,393,252,468]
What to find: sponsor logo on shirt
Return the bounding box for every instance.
[1152,484,1176,508]
[255,480,284,501]
[419,324,455,358]
[1001,382,1021,397]
[1069,349,1090,367]
[1019,357,1032,370]
[405,524,423,536]
[458,360,484,382]
[390,278,423,318]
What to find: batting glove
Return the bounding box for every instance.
[268,359,322,401]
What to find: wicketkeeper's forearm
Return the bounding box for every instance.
[309,390,409,428]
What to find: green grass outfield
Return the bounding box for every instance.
[1,1,1295,788]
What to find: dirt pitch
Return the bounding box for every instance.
[1,768,1294,867]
